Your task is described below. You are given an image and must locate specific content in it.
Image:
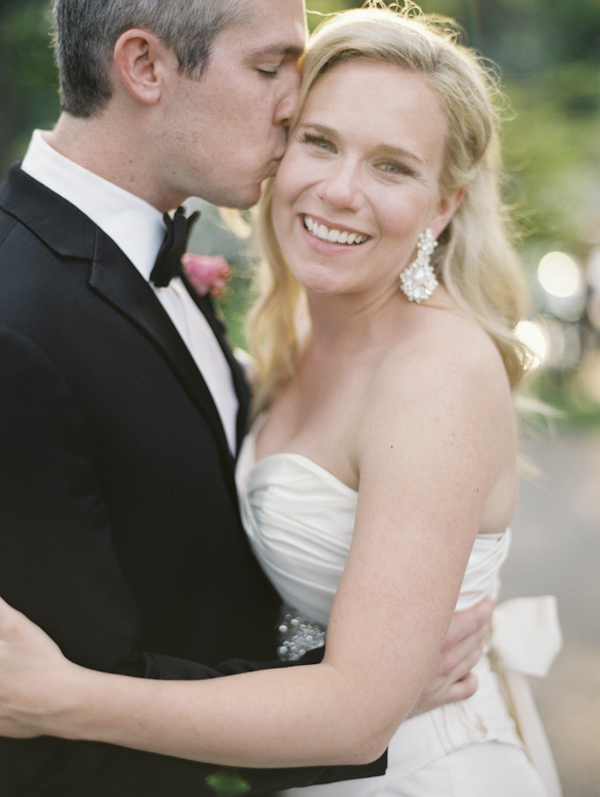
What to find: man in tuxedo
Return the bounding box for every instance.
[0,0,491,794]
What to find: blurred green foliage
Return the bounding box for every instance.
[0,1,59,171]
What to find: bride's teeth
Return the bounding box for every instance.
[303,216,366,245]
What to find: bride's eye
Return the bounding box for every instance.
[299,132,337,153]
[378,160,415,177]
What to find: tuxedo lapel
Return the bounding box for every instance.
[181,274,252,457]
[88,232,235,469]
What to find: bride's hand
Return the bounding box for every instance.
[407,597,493,717]
[0,596,74,738]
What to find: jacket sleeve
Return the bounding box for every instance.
[0,326,386,795]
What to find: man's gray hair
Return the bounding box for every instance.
[53,0,249,117]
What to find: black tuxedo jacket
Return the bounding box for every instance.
[0,165,385,796]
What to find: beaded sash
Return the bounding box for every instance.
[277,608,327,662]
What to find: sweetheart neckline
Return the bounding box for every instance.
[245,447,507,543]
[244,420,507,540]
[248,450,360,497]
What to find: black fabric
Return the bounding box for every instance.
[150,206,200,287]
[0,164,386,795]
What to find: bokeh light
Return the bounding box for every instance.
[515,319,549,368]
[538,251,584,298]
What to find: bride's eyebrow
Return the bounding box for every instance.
[297,122,337,138]
[376,144,425,166]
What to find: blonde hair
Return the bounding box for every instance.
[250,1,532,412]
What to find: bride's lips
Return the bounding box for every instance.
[300,213,371,250]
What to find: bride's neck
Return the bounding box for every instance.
[307,284,403,351]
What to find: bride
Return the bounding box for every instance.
[0,5,559,795]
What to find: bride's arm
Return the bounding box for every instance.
[0,345,506,768]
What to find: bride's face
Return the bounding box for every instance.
[271,58,460,298]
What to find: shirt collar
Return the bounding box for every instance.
[21,130,166,280]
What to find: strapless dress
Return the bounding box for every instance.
[235,421,562,796]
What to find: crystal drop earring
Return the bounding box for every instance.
[399,228,439,303]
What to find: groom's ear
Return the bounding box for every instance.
[113,29,173,106]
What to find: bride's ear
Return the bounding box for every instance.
[113,29,172,106]
[429,186,466,240]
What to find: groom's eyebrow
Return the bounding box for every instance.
[249,43,305,59]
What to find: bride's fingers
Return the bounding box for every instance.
[444,672,479,704]
[440,633,486,684]
[441,597,493,653]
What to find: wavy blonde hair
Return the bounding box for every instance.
[250,1,532,412]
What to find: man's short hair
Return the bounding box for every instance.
[53,0,249,117]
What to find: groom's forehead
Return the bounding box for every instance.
[231,0,307,42]
[201,0,307,78]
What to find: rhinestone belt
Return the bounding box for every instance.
[277,608,327,662]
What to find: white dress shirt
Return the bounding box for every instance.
[21,130,238,453]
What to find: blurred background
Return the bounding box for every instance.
[1,0,599,793]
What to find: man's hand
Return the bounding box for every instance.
[408,597,493,717]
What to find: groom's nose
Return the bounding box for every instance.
[274,68,302,129]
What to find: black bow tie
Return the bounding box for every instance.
[150,206,200,287]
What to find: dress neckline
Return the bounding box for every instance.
[245,414,508,543]
[247,413,358,497]
[250,450,359,497]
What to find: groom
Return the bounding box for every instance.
[0,1,490,794]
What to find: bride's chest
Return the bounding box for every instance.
[255,388,361,491]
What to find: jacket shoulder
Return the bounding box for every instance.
[0,164,96,260]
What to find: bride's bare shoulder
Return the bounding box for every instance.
[397,299,505,379]
[361,303,514,442]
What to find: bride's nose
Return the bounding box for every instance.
[316,159,363,212]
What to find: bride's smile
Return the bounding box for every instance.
[302,214,370,246]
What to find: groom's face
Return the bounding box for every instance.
[165,0,307,209]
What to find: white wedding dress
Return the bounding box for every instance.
[236,421,562,796]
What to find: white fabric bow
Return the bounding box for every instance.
[491,596,563,797]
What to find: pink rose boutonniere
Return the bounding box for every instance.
[182,253,232,300]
